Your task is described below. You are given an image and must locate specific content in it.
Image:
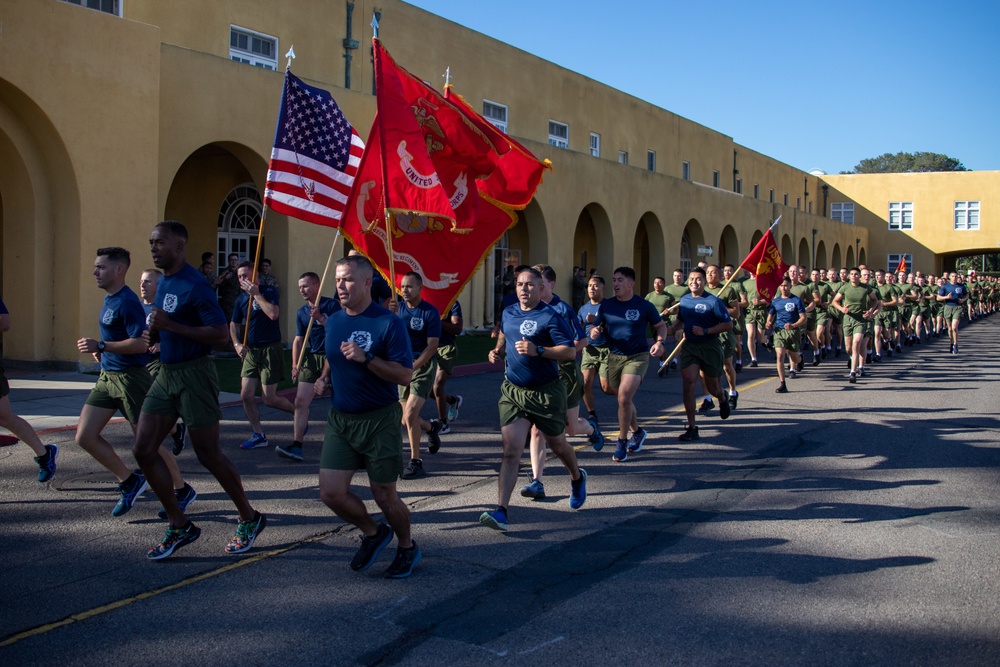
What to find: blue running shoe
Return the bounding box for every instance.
[240,432,268,449]
[588,418,604,451]
[626,427,647,453]
[479,508,508,531]
[158,483,198,520]
[520,478,545,499]
[350,522,394,571]
[570,469,588,510]
[384,541,422,579]
[113,471,148,517]
[613,439,628,462]
[35,444,58,483]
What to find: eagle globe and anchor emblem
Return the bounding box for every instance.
[519,320,539,337]
[350,331,373,352]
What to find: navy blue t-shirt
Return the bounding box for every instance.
[232,285,281,346]
[938,283,968,304]
[677,292,732,343]
[548,294,586,342]
[768,296,807,330]
[325,302,413,414]
[397,299,442,358]
[439,301,463,346]
[578,300,606,347]
[594,295,663,356]
[296,296,340,354]
[99,286,148,371]
[155,263,227,364]
[501,301,575,388]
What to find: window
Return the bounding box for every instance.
[713,171,720,187]
[769,189,775,203]
[682,161,690,181]
[830,202,854,224]
[887,253,912,273]
[61,0,121,15]
[796,197,801,209]
[808,202,813,214]
[753,184,759,199]
[618,151,628,165]
[589,133,600,157]
[735,178,742,194]
[483,101,508,133]
[783,193,789,206]
[548,120,568,148]
[647,150,656,172]
[888,202,913,230]
[230,26,278,70]
[955,201,980,230]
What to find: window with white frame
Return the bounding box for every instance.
[713,171,720,187]
[618,151,628,165]
[548,120,568,148]
[483,101,508,133]
[61,0,121,15]
[682,161,690,181]
[954,201,980,230]
[830,202,854,224]
[887,253,912,273]
[230,26,278,70]
[647,150,656,172]
[888,202,913,230]
[589,133,600,157]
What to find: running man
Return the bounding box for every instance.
[137,221,266,560]
[936,271,968,354]
[482,267,588,532]
[665,267,733,442]
[283,271,340,462]
[315,255,420,578]
[765,276,807,393]
[578,274,609,425]
[832,267,880,384]
[230,261,295,450]
[432,300,463,435]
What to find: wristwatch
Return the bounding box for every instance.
[536,346,546,358]
[97,341,106,352]
[364,351,374,366]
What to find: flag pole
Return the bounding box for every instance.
[295,230,341,372]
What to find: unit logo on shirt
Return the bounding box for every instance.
[695,302,708,314]
[784,302,796,312]
[101,308,114,325]
[409,316,425,331]
[519,320,538,337]
[162,293,178,313]
[350,330,373,351]
[625,309,640,321]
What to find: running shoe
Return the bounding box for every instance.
[626,427,646,453]
[112,470,149,517]
[657,360,670,378]
[520,479,546,499]
[812,355,821,367]
[587,418,604,451]
[170,421,187,456]
[734,360,742,373]
[729,392,739,410]
[276,443,304,461]
[401,458,425,479]
[350,522,394,571]
[438,422,452,435]
[157,483,198,520]
[446,395,463,423]
[384,542,422,579]
[796,359,804,372]
[427,419,443,454]
[678,425,700,442]
[895,344,902,353]
[35,444,58,483]
[775,383,788,394]
[873,354,881,363]
[719,397,731,420]
[147,521,201,560]
[480,508,508,531]
[612,439,628,462]
[859,367,865,377]
[669,359,679,370]
[225,511,267,554]
[789,369,797,379]
[698,398,715,415]
[569,469,588,510]
[750,359,759,368]
[953,345,959,355]
[849,372,857,384]
[239,432,268,449]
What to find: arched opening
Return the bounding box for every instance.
[798,238,810,267]
[573,203,613,281]
[781,234,794,264]
[634,212,664,294]
[719,225,739,267]
[816,240,828,269]
[845,245,855,268]
[681,218,705,275]
[831,243,842,269]
[858,247,867,266]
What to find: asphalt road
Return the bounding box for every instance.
[2,319,999,666]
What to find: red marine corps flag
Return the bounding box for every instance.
[896,255,907,274]
[740,221,788,302]
[340,39,549,314]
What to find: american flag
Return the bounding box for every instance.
[264,71,364,227]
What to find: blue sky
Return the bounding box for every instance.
[404,0,1000,174]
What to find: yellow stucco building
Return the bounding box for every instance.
[1,0,994,367]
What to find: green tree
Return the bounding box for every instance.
[843,152,968,174]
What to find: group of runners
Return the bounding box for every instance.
[2,236,992,578]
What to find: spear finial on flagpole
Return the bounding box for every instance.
[443,66,452,88]
[285,45,296,70]
[768,214,782,232]
[371,12,380,38]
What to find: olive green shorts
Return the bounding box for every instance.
[842,315,869,338]
[720,330,736,358]
[399,357,437,401]
[141,356,222,429]
[773,328,801,352]
[679,339,725,378]
[805,314,817,332]
[85,366,153,425]
[498,378,566,438]
[242,342,285,386]
[746,308,767,328]
[559,359,584,410]
[146,357,162,379]
[943,304,963,322]
[607,351,649,391]
[581,345,609,374]
[297,352,326,384]
[875,311,895,329]
[435,343,458,376]
[320,402,403,484]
